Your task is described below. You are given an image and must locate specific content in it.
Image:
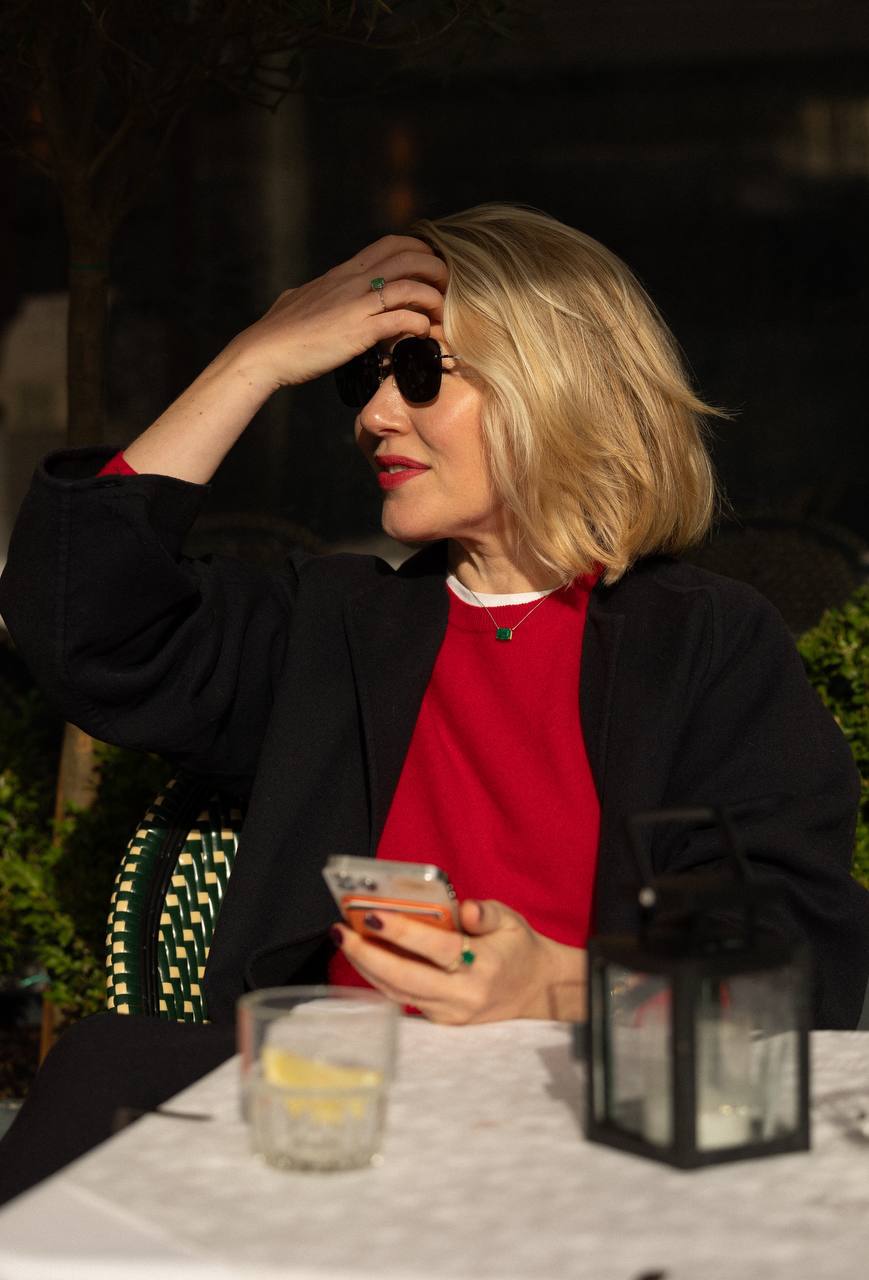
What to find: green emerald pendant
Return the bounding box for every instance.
[496,627,513,641]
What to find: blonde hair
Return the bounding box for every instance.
[412,203,727,585]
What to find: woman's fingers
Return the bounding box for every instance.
[330,235,440,280]
[337,925,467,1001]
[363,250,449,291]
[359,913,470,971]
[346,903,515,977]
[460,899,511,935]
[367,307,432,345]
[363,277,445,324]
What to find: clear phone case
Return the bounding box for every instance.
[322,854,459,935]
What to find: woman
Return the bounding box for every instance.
[0,204,866,1197]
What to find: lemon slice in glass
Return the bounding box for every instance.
[261,1047,382,1124]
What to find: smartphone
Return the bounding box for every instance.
[322,854,459,938]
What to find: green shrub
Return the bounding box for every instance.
[0,652,171,1025]
[797,584,869,889]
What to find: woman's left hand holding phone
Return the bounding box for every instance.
[332,899,588,1024]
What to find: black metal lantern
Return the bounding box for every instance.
[585,808,811,1169]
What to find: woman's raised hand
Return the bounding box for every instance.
[228,235,449,393]
[332,898,588,1025]
[121,235,448,483]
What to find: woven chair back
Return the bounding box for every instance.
[106,773,245,1022]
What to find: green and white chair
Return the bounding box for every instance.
[105,773,245,1022]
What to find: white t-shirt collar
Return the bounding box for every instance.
[446,573,556,608]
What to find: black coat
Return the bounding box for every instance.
[2,446,868,1028]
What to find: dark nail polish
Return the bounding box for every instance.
[329,924,343,946]
[363,912,384,931]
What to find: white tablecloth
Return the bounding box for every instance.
[1,1023,868,1280]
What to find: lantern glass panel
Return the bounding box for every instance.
[601,964,673,1147]
[695,966,802,1152]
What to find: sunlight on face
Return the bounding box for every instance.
[354,324,502,549]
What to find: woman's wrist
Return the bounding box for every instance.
[218,334,286,396]
[523,937,588,1022]
[122,345,279,484]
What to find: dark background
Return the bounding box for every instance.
[5,0,869,628]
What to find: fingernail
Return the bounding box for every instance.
[363,912,384,931]
[329,925,344,946]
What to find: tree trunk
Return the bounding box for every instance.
[38,997,60,1066]
[54,722,101,824]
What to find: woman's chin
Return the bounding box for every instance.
[381,511,443,545]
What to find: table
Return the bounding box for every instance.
[1,1023,868,1280]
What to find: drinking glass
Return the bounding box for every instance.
[237,986,399,1172]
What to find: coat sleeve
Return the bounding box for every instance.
[656,578,869,1029]
[0,447,300,781]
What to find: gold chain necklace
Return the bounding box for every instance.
[464,585,553,642]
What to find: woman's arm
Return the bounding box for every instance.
[0,447,301,776]
[0,237,447,771]
[121,344,277,484]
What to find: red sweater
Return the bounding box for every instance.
[329,570,599,986]
[98,454,601,990]
[98,453,138,477]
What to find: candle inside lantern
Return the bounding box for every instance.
[695,1014,756,1150]
[697,1099,753,1149]
[642,1092,753,1149]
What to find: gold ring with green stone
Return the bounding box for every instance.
[458,935,476,967]
[369,276,386,291]
[446,937,476,973]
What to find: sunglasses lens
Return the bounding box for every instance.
[334,348,381,407]
[334,338,444,406]
[392,337,442,403]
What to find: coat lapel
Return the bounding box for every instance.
[580,589,625,807]
[344,542,450,851]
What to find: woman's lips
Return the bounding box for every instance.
[375,458,431,490]
[377,469,428,490]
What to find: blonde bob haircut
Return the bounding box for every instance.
[412,204,726,586]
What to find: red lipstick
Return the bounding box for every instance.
[375,455,431,490]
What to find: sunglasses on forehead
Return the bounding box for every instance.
[334,336,461,408]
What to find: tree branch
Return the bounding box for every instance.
[86,107,138,183]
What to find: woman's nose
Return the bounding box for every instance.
[358,378,410,436]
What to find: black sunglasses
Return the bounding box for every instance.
[334,336,460,408]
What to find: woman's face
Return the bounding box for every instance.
[354,323,502,547]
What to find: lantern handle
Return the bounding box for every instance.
[627,805,758,943]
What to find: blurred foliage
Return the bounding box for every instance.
[797,584,869,888]
[0,652,171,1025]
